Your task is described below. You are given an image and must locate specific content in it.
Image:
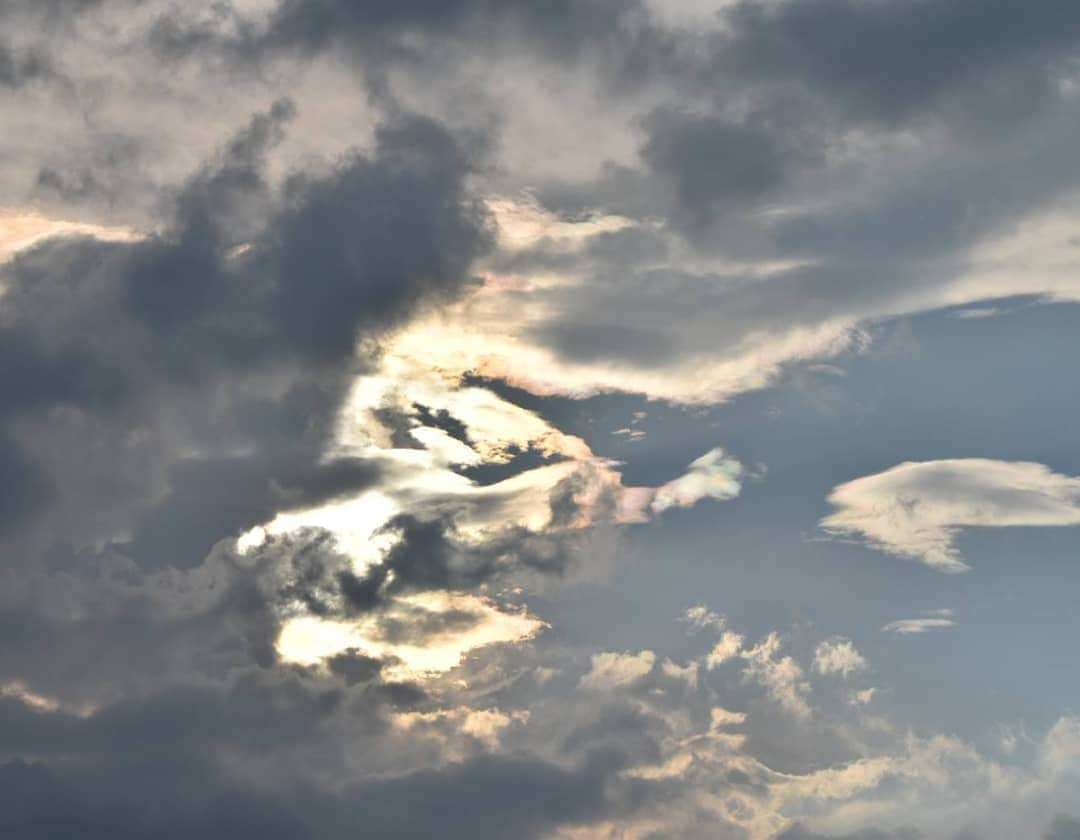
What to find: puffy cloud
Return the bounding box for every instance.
[742,632,813,720]
[579,650,657,692]
[649,448,745,514]
[681,605,727,634]
[707,631,747,669]
[822,459,1080,572]
[814,638,868,678]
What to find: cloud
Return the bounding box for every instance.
[742,632,812,719]
[579,650,657,692]
[640,106,820,236]
[1046,814,1080,840]
[821,459,1080,571]
[0,213,138,263]
[707,631,747,669]
[276,592,545,678]
[681,605,727,634]
[649,448,745,514]
[716,0,1080,125]
[0,101,492,569]
[882,619,957,636]
[813,638,868,678]
[4,3,1080,838]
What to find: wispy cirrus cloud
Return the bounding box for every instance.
[882,618,957,635]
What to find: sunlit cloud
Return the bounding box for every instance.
[822,459,1080,572]
[276,591,545,679]
[0,212,138,263]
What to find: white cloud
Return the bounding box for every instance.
[649,448,744,514]
[850,687,878,706]
[821,459,1080,572]
[239,358,744,570]
[661,658,700,689]
[706,631,746,669]
[882,618,957,635]
[276,592,545,678]
[741,632,812,719]
[814,638,868,678]
[578,650,657,692]
[370,181,1080,410]
[680,605,727,634]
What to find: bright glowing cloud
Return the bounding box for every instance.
[0,212,139,263]
[276,592,545,678]
[649,448,744,514]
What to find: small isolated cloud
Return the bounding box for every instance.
[850,688,878,706]
[616,448,744,524]
[579,650,656,692]
[821,459,1080,572]
[814,638,868,678]
[650,448,744,514]
[681,605,727,634]
[882,618,957,636]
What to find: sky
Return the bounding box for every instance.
[3,1,1080,838]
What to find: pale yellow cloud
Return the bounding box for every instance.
[813,637,868,678]
[0,211,138,263]
[578,649,657,692]
[275,591,545,679]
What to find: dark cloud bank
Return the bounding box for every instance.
[0,70,605,840]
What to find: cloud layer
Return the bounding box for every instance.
[3,1,1080,837]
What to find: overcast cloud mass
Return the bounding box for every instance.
[3,1,1080,837]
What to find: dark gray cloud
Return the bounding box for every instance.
[640,107,821,235]
[715,0,1080,125]
[532,321,682,367]
[0,748,615,840]
[0,42,51,88]
[0,672,625,840]
[1046,815,1080,840]
[159,0,655,72]
[0,758,309,840]
[0,100,491,568]
[777,826,922,840]
[331,752,614,839]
